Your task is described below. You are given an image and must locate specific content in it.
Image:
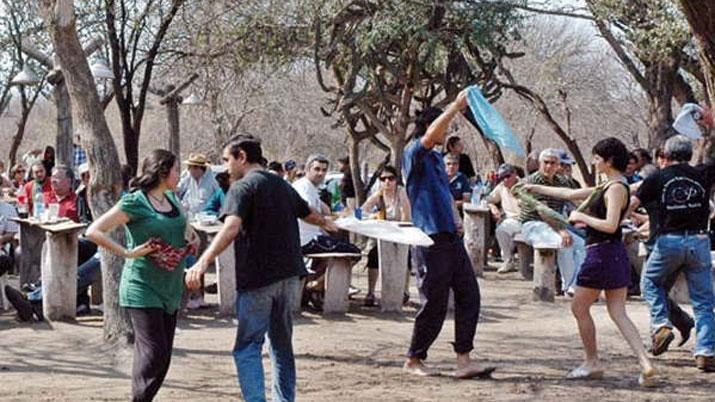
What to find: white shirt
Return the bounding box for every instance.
[0,201,18,234]
[292,177,323,246]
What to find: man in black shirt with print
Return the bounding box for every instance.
[632,135,715,372]
[186,134,338,401]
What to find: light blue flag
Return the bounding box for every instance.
[466,86,525,157]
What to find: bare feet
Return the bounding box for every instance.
[403,359,435,377]
[454,353,496,379]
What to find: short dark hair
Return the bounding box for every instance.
[52,164,74,183]
[632,148,652,164]
[446,136,462,152]
[380,165,402,186]
[592,137,629,172]
[411,107,443,138]
[628,152,638,163]
[225,134,263,164]
[268,161,284,172]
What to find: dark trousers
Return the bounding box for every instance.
[408,233,480,360]
[128,308,177,402]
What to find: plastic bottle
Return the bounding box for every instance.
[471,183,482,205]
[33,191,45,219]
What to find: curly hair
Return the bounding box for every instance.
[592,137,629,172]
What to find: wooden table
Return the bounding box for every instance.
[12,218,87,321]
[14,218,45,285]
[190,221,236,316]
[463,203,491,277]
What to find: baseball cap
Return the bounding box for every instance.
[284,160,297,171]
[557,149,575,165]
[496,163,516,182]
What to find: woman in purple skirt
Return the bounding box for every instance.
[524,137,656,386]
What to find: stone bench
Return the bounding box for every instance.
[305,253,362,314]
[513,234,533,280]
[512,233,561,302]
[0,272,8,311]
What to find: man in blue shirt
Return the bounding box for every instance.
[402,89,494,379]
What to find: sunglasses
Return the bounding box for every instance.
[380,176,396,182]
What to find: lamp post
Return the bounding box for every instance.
[154,73,200,158]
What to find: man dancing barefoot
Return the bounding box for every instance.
[402,89,494,379]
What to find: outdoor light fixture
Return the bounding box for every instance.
[11,65,41,86]
[181,93,202,105]
[90,60,115,79]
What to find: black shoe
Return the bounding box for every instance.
[30,301,44,321]
[364,293,376,307]
[76,304,91,316]
[307,289,324,312]
[205,283,218,294]
[4,285,34,322]
[403,292,410,306]
[675,318,695,347]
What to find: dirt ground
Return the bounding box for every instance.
[1,265,714,402]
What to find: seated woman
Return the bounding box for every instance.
[360,165,412,307]
[203,171,230,216]
[523,137,656,385]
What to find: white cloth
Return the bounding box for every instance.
[522,220,585,292]
[177,170,219,215]
[0,202,18,234]
[673,103,705,140]
[293,177,324,246]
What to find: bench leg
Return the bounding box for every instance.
[42,232,79,321]
[0,274,8,311]
[378,240,409,313]
[90,271,103,305]
[216,245,237,317]
[532,249,556,302]
[516,243,533,280]
[323,258,351,314]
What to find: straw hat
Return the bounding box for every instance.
[184,153,209,167]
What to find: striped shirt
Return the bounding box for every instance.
[518,172,570,223]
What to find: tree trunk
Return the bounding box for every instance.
[645,59,678,149]
[679,1,715,108]
[9,116,28,167]
[54,82,74,167]
[389,135,406,175]
[348,135,367,204]
[166,100,181,158]
[38,0,132,345]
[123,128,140,176]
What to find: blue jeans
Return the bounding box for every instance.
[27,255,101,303]
[233,276,299,402]
[641,234,715,357]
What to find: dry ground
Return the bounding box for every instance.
[1,266,714,401]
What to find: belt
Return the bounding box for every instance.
[662,229,708,236]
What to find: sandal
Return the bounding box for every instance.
[566,366,604,380]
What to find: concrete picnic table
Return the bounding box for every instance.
[12,217,87,321]
[462,203,491,277]
[334,217,432,313]
[190,221,236,316]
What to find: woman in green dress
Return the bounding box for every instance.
[87,149,197,401]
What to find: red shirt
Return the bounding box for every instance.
[24,179,56,215]
[57,192,79,223]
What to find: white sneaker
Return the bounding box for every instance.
[497,260,516,274]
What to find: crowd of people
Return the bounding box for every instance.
[2,90,715,401]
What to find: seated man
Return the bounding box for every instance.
[444,153,471,212]
[293,154,359,310]
[178,153,219,217]
[487,163,521,274]
[24,161,56,216]
[518,149,586,295]
[0,198,18,277]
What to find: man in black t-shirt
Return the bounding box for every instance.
[186,135,338,400]
[632,135,715,372]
